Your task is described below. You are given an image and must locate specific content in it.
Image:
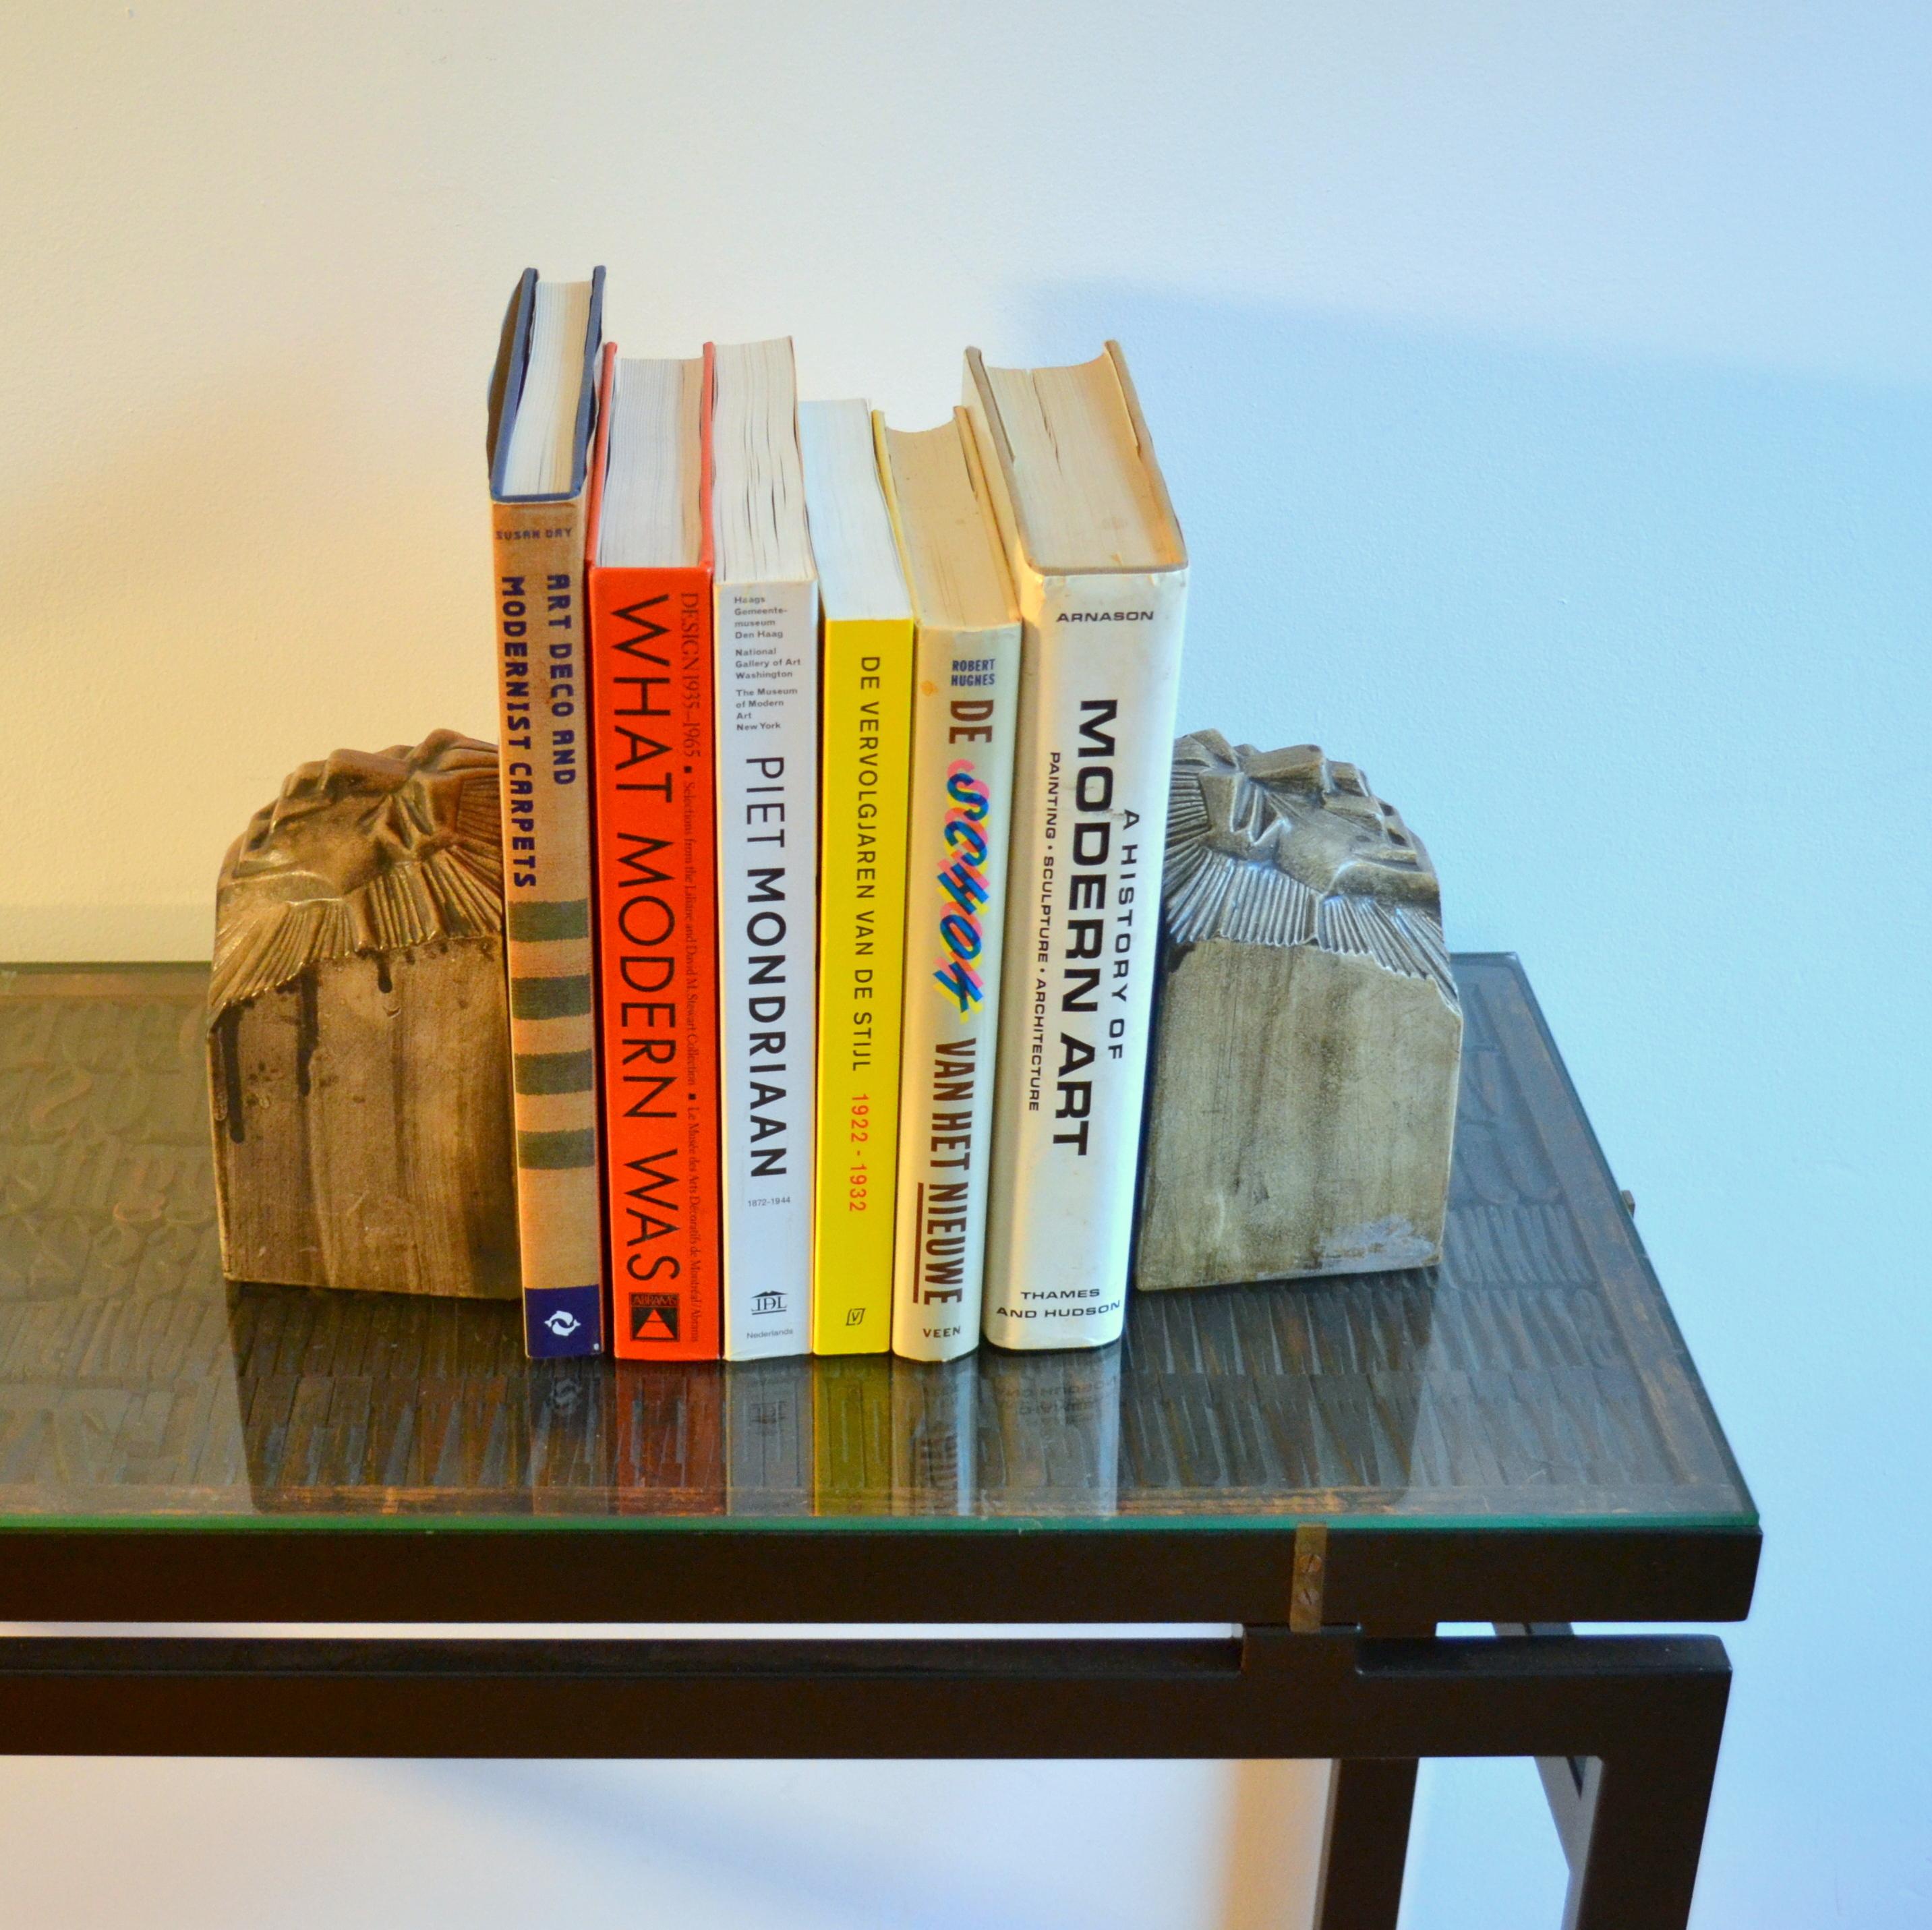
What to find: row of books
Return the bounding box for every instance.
[486,268,1188,1364]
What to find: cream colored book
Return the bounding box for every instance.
[962,344,1188,1352]
[877,411,1021,1362]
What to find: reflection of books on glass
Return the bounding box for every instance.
[889,1355,977,1516]
[526,1355,613,1514]
[614,1361,725,1515]
[813,1356,894,1515]
[724,1357,814,1516]
[976,1344,1123,1517]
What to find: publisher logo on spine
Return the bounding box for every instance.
[629,1292,681,1344]
[526,1285,604,1357]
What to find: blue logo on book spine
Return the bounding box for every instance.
[526,1284,604,1358]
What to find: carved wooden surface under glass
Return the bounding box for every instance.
[0,958,1751,1526]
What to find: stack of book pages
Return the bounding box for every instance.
[484,270,1187,1362]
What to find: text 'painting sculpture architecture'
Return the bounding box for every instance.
[207,731,520,1298]
[1136,732,1461,1290]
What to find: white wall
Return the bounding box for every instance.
[5,4,1930,1926]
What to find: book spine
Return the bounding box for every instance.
[714,577,821,1357]
[813,615,916,1353]
[491,500,605,1357]
[589,561,722,1360]
[891,621,1021,1362]
[980,570,1188,1350]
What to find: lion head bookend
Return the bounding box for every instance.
[1137,730,1462,1291]
[210,730,504,1022]
[1159,729,1453,1003]
[208,731,518,1302]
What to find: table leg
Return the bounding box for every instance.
[1312,1758,1417,1930]
[1558,1703,1728,1930]
[1493,1622,1728,1930]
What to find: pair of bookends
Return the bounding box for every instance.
[205,727,1457,1303]
[1136,731,1461,1291]
[206,731,520,1298]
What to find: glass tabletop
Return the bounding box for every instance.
[0,956,1753,1532]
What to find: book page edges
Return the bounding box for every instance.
[698,343,717,574]
[487,269,538,496]
[1103,341,1187,570]
[594,353,708,569]
[584,340,620,561]
[709,337,815,587]
[570,268,608,501]
[962,343,1185,577]
[493,268,604,506]
[802,401,909,622]
[875,411,1016,633]
[956,407,1021,625]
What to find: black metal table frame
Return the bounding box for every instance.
[0,950,1755,1928]
[0,1527,1744,1930]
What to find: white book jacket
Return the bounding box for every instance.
[965,343,1188,1352]
[714,575,820,1357]
[975,568,1187,1349]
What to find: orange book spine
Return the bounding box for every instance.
[588,346,723,1359]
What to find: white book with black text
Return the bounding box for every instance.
[963,343,1188,1351]
[711,338,819,1358]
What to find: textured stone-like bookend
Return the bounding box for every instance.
[207,730,520,1298]
[1136,731,1461,1289]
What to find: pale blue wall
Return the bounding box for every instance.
[1050,12,1932,1913]
[1067,290,1930,1927]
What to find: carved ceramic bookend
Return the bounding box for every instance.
[207,730,520,1298]
[1136,731,1461,1290]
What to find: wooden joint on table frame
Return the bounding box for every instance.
[1291,1522,1329,1632]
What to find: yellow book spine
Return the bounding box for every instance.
[813,614,916,1351]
